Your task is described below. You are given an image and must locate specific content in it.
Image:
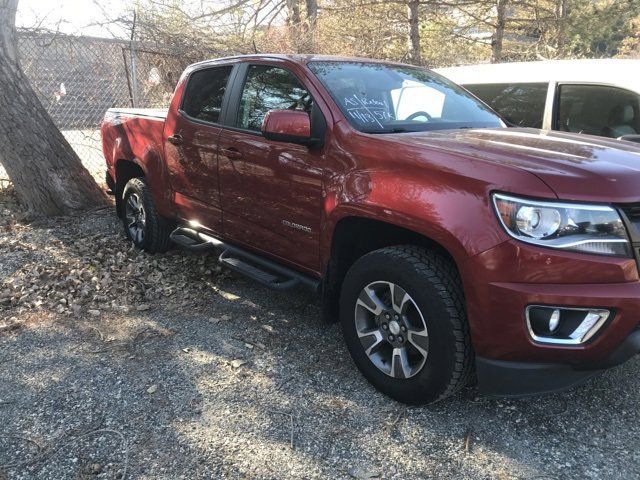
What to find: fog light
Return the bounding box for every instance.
[526,306,611,345]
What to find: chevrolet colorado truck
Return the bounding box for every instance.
[101,54,640,404]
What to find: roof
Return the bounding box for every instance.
[187,53,417,70]
[435,59,640,93]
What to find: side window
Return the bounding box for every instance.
[465,83,548,128]
[181,66,233,123]
[236,65,312,132]
[557,84,640,139]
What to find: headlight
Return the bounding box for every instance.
[492,193,632,257]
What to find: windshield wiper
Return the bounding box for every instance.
[361,127,408,134]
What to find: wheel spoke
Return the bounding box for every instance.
[390,347,411,379]
[356,286,386,316]
[407,328,429,358]
[358,329,384,356]
[354,281,429,380]
[390,283,410,314]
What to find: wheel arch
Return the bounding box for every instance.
[321,214,464,324]
[114,159,146,218]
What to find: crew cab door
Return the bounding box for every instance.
[163,64,235,233]
[217,62,327,273]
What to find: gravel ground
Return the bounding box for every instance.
[1,189,640,480]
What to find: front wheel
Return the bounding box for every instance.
[339,246,473,404]
[122,177,171,253]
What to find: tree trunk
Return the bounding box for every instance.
[305,0,318,28]
[287,0,302,27]
[407,0,422,64]
[556,0,568,57]
[286,0,302,51]
[0,0,107,216]
[491,0,508,63]
[302,0,318,51]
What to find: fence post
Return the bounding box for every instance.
[129,42,139,108]
[122,47,134,108]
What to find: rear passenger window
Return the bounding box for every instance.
[465,83,548,128]
[181,66,233,123]
[557,84,640,139]
[236,65,312,132]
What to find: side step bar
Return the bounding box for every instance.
[170,227,319,292]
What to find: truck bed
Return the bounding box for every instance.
[101,108,168,201]
[106,108,168,119]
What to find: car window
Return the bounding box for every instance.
[237,65,312,132]
[181,65,233,123]
[556,84,640,139]
[309,61,503,133]
[464,83,548,128]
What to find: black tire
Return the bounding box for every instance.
[121,177,172,253]
[339,245,473,404]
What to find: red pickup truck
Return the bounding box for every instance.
[101,54,640,404]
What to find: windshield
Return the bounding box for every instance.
[308,61,505,133]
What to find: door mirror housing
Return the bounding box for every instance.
[262,110,312,145]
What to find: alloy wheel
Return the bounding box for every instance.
[354,281,429,379]
[125,193,146,244]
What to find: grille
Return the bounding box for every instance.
[621,204,640,240]
[619,205,640,272]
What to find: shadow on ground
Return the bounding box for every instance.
[0,199,639,479]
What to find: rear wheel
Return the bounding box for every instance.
[122,178,171,253]
[340,245,473,404]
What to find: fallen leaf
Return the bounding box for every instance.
[261,324,277,334]
[347,467,381,479]
[230,359,246,369]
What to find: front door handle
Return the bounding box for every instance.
[220,147,243,160]
[168,134,183,146]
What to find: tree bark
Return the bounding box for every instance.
[556,0,568,57]
[0,0,107,216]
[287,0,302,27]
[301,0,318,50]
[407,0,422,65]
[491,0,508,63]
[305,0,318,28]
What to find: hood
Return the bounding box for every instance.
[393,128,640,204]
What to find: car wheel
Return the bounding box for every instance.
[122,177,171,253]
[340,245,473,404]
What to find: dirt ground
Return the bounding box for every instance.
[1,188,639,480]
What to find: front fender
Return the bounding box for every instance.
[321,167,510,270]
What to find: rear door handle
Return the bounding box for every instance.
[221,147,242,160]
[168,134,183,146]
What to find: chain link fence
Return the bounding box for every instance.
[0,30,191,188]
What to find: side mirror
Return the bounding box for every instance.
[619,134,640,144]
[262,110,312,145]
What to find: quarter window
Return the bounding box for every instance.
[557,84,640,139]
[181,66,233,123]
[236,65,312,132]
[465,83,548,128]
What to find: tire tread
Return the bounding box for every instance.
[359,245,473,402]
[123,177,172,253]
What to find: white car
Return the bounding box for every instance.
[436,59,640,141]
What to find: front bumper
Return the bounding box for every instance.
[477,329,640,397]
[462,239,640,396]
